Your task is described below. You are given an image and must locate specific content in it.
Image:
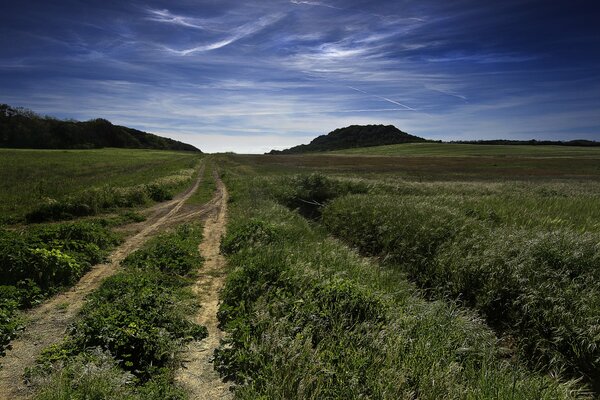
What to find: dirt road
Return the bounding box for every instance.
[175,172,232,399]
[0,164,213,399]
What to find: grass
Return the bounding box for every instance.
[0,221,120,355]
[0,148,202,222]
[186,161,217,206]
[328,142,600,157]
[29,223,207,399]
[212,166,590,399]
[230,153,600,181]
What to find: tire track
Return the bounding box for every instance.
[0,163,207,400]
[175,171,232,399]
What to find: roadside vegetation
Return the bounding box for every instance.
[213,164,591,399]
[28,223,207,399]
[186,162,217,206]
[0,148,202,223]
[323,192,600,387]
[0,221,120,355]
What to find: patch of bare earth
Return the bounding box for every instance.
[0,164,208,400]
[175,173,232,399]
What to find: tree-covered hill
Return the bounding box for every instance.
[269,124,426,154]
[0,104,201,152]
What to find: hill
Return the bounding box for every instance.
[0,104,200,151]
[269,124,426,154]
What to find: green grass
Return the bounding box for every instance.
[186,161,217,206]
[212,167,589,399]
[0,148,202,221]
[29,223,207,399]
[328,142,600,157]
[0,221,120,355]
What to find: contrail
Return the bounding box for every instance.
[346,86,417,111]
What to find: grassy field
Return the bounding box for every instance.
[328,142,600,157]
[0,148,202,221]
[2,145,599,398]
[211,147,600,397]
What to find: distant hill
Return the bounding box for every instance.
[0,104,201,152]
[269,124,426,154]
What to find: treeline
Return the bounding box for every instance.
[452,139,600,146]
[0,104,200,151]
[269,124,426,154]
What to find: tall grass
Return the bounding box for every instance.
[214,171,587,399]
[322,193,600,388]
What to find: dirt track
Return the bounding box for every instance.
[175,171,232,399]
[0,163,221,399]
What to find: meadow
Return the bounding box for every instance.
[1,144,599,398]
[0,148,201,222]
[212,145,600,397]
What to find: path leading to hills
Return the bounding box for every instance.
[175,172,232,399]
[0,164,214,400]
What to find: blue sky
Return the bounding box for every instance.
[1,0,599,152]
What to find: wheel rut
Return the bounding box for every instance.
[0,164,208,400]
[175,172,232,399]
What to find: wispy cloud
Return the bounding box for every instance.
[290,1,341,10]
[146,9,216,31]
[160,13,283,55]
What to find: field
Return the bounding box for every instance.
[0,148,201,222]
[329,142,600,157]
[0,145,599,398]
[211,145,600,398]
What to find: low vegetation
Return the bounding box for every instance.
[29,224,207,399]
[25,167,197,223]
[212,169,588,399]
[0,148,202,222]
[323,193,600,385]
[0,222,119,355]
[186,163,217,206]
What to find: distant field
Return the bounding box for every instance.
[235,152,600,181]
[0,148,202,220]
[328,142,600,157]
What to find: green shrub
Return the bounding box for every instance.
[35,223,207,388]
[0,222,119,355]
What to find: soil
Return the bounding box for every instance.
[175,172,232,399]
[0,164,220,400]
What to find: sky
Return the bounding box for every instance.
[1,0,599,153]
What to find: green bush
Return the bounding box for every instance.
[33,222,207,393]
